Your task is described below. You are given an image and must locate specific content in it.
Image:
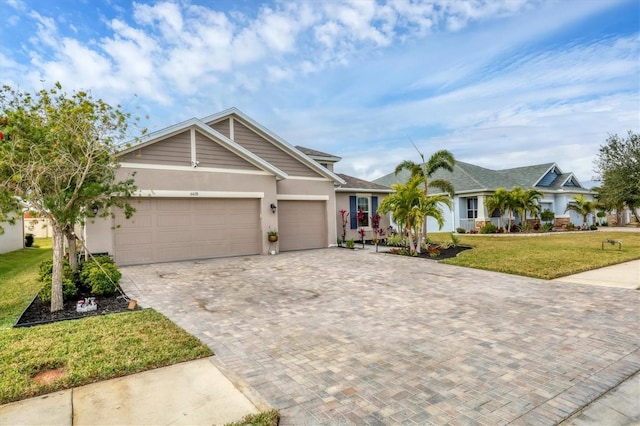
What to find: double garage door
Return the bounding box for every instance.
[113,198,260,266]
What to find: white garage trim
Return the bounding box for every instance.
[277,194,329,201]
[134,190,265,198]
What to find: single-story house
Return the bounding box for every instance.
[0,213,24,254]
[374,161,596,232]
[85,108,391,266]
[295,147,394,242]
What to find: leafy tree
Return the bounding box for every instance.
[0,84,140,312]
[594,131,640,223]
[564,194,595,228]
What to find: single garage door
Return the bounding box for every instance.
[278,200,327,251]
[113,198,260,265]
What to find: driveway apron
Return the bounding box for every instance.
[120,249,640,425]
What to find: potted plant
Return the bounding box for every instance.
[267,230,278,242]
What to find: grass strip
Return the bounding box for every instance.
[0,309,213,405]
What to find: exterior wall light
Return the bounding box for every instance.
[270,203,277,214]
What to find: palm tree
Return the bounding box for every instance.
[485,187,510,231]
[518,188,543,231]
[564,194,595,228]
[378,177,425,253]
[394,149,455,238]
[505,186,525,232]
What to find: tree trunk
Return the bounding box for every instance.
[65,228,78,271]
[51,225,65,312]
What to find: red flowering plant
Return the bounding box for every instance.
[371,213,381,251]
[358,227,366,248]
[339,209,348,245]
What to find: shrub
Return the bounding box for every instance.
[566,222,575,231]
[456,227,466,234]
[542,222,554,232]
[540,209,555,223]
[85,263,121,295]
[25,233,34,247]
[590,225,598,230]
[479,223,497,234]
[80,256,120,295]
[38,259,77,302]
[346,239,355,249]
[38,277,77,302]
[450,233,461,247]
[386,235,408,247]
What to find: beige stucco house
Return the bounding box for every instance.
[295,147,394,243]
[85,108,352,265]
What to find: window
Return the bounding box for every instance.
[357,196,369,226]
[320,162,328,168]
[466,197,478,219]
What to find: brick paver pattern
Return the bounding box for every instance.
[121,249,640,425]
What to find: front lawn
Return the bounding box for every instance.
[0,238,52,328]
[432,231,640,279]
[0,241,213,405]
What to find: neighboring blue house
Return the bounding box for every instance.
[374,161,596,232]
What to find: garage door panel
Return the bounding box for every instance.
[279,201,326,251]
[114,198,260,265]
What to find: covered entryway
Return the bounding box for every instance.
[113,198,260,265]
[278,200,327,251]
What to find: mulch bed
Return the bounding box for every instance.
[386,245,473,260]
[15,288,138,328]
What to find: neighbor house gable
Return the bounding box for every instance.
[202,108,345,185]
[118,118,287,179]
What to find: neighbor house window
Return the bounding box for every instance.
[357,196,369,226]
[467,197,478,219]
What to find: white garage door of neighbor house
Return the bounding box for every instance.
[278,200,327,251]
[113,198,260,265]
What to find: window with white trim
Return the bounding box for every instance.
[466,197,478,219]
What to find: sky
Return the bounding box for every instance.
[1,0,638,184]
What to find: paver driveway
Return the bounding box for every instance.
[120,248,640,425]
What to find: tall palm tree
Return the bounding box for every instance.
[394,149,455,238]
[485,187,510,231]
[378,177,425,253]
[564,194,595,228]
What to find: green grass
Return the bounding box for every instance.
[0,238,52,328]
[432,231,640,279]
[225,409,280,426]
[0,239,213,405]
[0,310,213,404]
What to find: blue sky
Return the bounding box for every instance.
[2,0,638,183]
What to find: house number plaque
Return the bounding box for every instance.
[189,192,199,197]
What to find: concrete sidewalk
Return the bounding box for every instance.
[553,259,640,290]
[0,358,260,426]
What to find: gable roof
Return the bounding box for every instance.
[201,108,345,185]
[118,117,288,179]
[335,174,394,193]
[119,108,346,185]
[373,161,592,194]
